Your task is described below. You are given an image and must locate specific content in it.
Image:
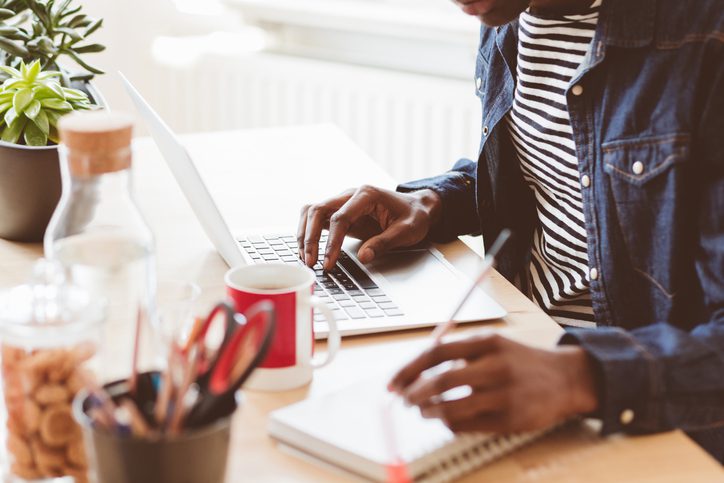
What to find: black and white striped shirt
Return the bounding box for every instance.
[507,1,602,328]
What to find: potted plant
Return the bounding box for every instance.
[0,0,105,242]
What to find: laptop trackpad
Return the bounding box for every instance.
[361,247,504,322]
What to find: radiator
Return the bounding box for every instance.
[151,52,481,182]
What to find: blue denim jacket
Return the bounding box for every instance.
[399,0,724,461]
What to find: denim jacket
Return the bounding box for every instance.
[399,0,724,461]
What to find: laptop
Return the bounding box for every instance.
[120,73,506,338]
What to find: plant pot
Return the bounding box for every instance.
[0,82,106,243]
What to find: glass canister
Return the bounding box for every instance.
[0,261,106,483]
[44,111,157,383]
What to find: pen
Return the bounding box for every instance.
[120,398,153,438]
[88,407,113,430]
[154,346,179,427]
[79,370,118,421]
[430,229,512,344]
[113,407,133,437]
[129,306,144,396]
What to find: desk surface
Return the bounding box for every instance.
[0,125,721,482]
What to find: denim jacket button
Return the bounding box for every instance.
[476,77,482,90]
[590,267,599,281]
[581,175,591,188]
[483,126,489,136]
[620,409,635,425]
[632,161,645,175]
[572,84,584,96]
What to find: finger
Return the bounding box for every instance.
[297,205,311,260]
[303,205,329,267]
[302,192,353,267]
[324,189,379,270]
[419,389,510,425]
[446,412,510,434]
[403,356,509,406]
[388,334,504,393]
[357,222,412,264]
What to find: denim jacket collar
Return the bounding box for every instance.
[599,0,656,48]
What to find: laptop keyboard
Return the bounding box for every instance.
[238,234,404,322]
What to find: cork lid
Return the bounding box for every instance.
[59,111,134,176]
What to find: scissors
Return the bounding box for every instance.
[177,300,276,429]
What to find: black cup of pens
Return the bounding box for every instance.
[73,372,235,483]
[71,300,277,483]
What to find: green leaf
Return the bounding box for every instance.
[37,70,62,80]
[4,106,17,126]
[24,119,47,146]
[40,80,65,98]
[45,108,62,126]
[32,108,49,134]
[67,13,87,27]
[48,126,59,144]
[1,114,25,143]
[0,8,15,19]
[61,48,104,75]
[2,78,26,89]
[0,25,19,35]
[59,4,81,18]
[25,99,41,119]
[33,84,60,99]
[0,37,29,57]
[53,0,72,16]
[13,88,34,113]
[61,87,87,101]
[25,0,49,25]
[26,60,41,82]
[0,65,21,78]
[0,102,12,114]
[72,43,105,54]
[40,98,72,110]
[56,26,82,41]
[84,17,102,37]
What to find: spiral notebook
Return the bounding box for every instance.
[268,376,546,482]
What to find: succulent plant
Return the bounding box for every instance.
[0,59,93,146]
[0,0,105,85]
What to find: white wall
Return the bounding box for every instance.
[76,0,482,179]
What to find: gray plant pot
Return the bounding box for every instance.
[0,82,106,243]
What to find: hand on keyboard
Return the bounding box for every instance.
[297,185,442,271]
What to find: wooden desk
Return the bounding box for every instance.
[0,125,720,482]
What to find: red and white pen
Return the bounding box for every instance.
[430,229,512,344]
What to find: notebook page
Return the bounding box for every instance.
[271,374,479,466]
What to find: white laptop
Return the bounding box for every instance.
[120,74,506,338]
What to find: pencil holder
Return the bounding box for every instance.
[73,373,233,483]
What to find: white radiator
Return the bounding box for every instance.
[151,51,481,182]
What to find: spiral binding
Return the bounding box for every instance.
[414,429,548,483]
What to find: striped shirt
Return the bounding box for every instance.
[506,1,602,328]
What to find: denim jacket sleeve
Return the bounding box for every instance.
[559,76,724,438]
[397,158,480,242]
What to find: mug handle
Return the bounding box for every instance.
[309,295,341,369]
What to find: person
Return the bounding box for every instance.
[297,0,724,462]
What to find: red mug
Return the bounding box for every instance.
[225,263,340,391]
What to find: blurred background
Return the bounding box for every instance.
[82,0,482,181]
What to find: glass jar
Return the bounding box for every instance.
[0,260,106,483]
[44,111,157,383]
